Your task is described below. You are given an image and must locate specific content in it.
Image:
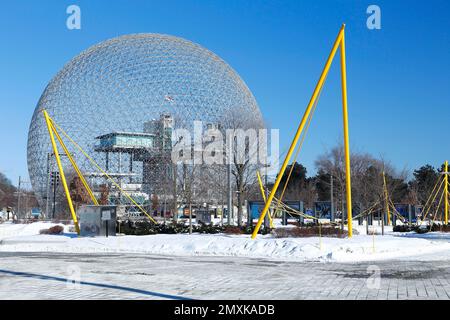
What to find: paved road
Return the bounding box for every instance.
[0,252,449,300]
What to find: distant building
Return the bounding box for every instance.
[142,114,174,196]
[94,114,174,200]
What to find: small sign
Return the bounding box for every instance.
[101,210,111,221]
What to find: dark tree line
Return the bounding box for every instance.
[0,172,38,215]
[0,172,17,208]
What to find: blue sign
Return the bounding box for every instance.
[31,208,41,217]
[248,200,303,220]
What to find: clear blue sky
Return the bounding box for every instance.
[0,0,449,186]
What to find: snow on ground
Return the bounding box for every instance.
[1,222,450,263]
[0,221,66,238]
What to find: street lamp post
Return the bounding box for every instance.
[330,174,334,222]
[17,176,22,220]
[51,171,60,219]
[227,132,233,226]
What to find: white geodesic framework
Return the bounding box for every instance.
[27,33,264,211]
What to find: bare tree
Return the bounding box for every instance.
[315,144,408,216]
[69,175,90,211]
[217,108,265,226]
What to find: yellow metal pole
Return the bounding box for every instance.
[256,171,273,228]
[251,25,345,239]
[445,160,448,225]
[49,119,99,206]
[256,171,267,202]
[339,25,353,238]
[382,171,391,225]
[51,119,158,224]
[42,110,80,234]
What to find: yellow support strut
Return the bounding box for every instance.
[340,28,353,237]
[50,119,158,224]
[256,171,274,228]
[444,160,448,225]
[49,119,99,206]
[382,171,391,225]
[43,110,80,235]
[251,24,353,239]
[420,177,445,223]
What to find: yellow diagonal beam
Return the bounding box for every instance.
[50,118,157,224]
[42,110,80,234]
[251,24,352,239]
[420,177,445,225]
[421,174,443,214]
[274,77,322,214]
[256,171,273,228]
[429,186,445,229]
[388,201,406,223]
[49,119,99,206]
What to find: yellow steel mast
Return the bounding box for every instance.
[43,110,80,234]
[340,27,353,235]
[49,120,99,206]
[251,24,353,239]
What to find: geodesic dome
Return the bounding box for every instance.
[27,33,264,210]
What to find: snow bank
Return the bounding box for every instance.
[0,222,66,239]
[1,222,450,262]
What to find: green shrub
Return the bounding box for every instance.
[195,222,223,234]
[117,220,272,235]
[393,225,415,232]
[430,224,450,232]
[392,223,450,234]
[272,225,347,238]
[415,226,429,234]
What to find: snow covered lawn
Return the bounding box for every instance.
[1,222,450,263]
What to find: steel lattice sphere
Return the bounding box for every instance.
[27,33,264,211]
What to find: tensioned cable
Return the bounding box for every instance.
[274,72,328,214]
[262,187,343,226]
[49,121,99,206]
[352,200,381,220]
[388,200,407,223]
[420,175,443,218]
[420,177,445,225]
[429,187,445,230]
[50,117,157,224]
